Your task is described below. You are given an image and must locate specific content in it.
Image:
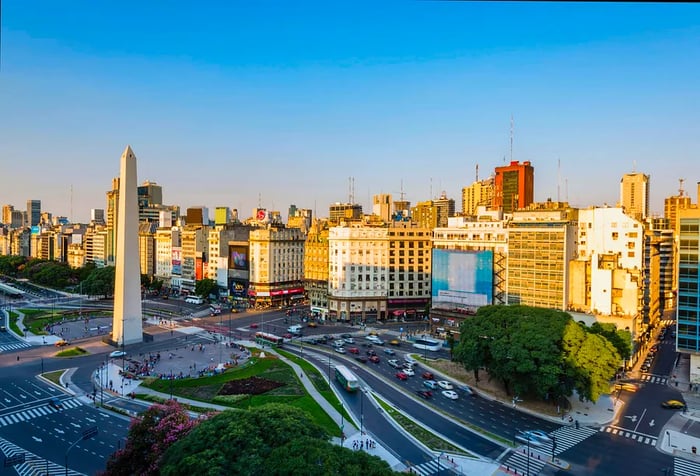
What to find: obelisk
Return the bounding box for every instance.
[112,145,143,346]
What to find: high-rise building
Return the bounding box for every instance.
[665,193,692,235]
[493,161,534,214]
[215,207,231,226]
[304,219,330,319]
[137,181,163,208]
[433,192,455,227]
[676,207,700,377]
[185,206,209,226]
[2,205,13,226]
[372,194,393,222]
[106,177,120,266]
[620,172,650,221]
[329,203,363,223]
[462,177,494,216]
[91,209,105,225]
[26,200,41,227]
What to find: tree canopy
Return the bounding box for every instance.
[454,305,621,403]
[160,403,400,476]
[194,278,217,300]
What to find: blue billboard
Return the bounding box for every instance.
[431,249,493,311]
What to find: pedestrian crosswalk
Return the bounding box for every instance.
[599,425,658,446]
[674,457,700,476]
[639,374,667,385]
[501,426,597,475]
[0,435,84,476]
[0,398,82,427]
[0,340,32,352]
[501,448,547,476]
[408,456,459,475]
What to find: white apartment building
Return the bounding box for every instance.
[249,227,305,307]
[155,227,180,285]
[328,223,431,323]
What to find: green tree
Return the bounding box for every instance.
[160,403,399,476]
[589,322,632,361]
[101,400,199,476]
[194,278,217,300]
[82,266,116,298]
[0,255,27,276]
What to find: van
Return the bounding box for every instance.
[185,296,204,304]
[287,324,303,335]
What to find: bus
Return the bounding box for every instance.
[412,337,442,352]
[255,332,284,347]
[334,365,360,392]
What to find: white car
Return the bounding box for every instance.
[344,337,355,344]
[388,359,401,368]
[516,432,545,447]
[437,380,454,390]
[403,367,415,376]
[523,430,552,442]
[334,346,346,354]
[109,350,126,358]
[442,390,459,400]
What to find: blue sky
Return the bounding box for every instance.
[1,1,699,223]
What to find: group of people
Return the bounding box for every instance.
[351,439,377,451]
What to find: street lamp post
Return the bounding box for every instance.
[360,387,364,436]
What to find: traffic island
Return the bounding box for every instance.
[546,456,571,470]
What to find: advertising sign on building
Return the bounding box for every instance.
[229,245,249,270]
[431,249,493,311]
[171,248,182,276]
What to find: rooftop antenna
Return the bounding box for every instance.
[510,114,514,163]
[70,184,73,223]
[475,163,479,182]
[557,158,561,202]
[430,177,433,200]
[565,178,569,202]
[632,160,637,173]
[400,179,405,201]
[258,192,262,209]
[679,178,686,197]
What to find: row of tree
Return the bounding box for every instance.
[454,305,630,403]
[101,401,399,476]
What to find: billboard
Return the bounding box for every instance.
[171,248,182,276]
[229,245,249,270]
[431,249,493,311]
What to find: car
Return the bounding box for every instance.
[403,367,415,377]
[396,372,408,381]
[366,335,382,343]
[366,349,377,356]
[416,390,433,399]
[355,356,368,364]
[307,322,318,328]
[389,339,401,346]
[661,399,686,409]
[515,432,545,447]
[437,380,454,390]
[109,350,127,358]
[340,333,352,339]
[369,355,380,363]
[424,380,438,390]
[383,348,396,355]
[49,398,63,409]
[344,337,355,344]
[0,325,6,332]
[249,323,259,329]
[348,347,360,354]
[641,364,650,372]
[457,384,477,396]
[332,340,345,348]
[161,295,169,300]
[522,430,552,442]
[283,333,293,339]
[334,346,346,354]
[422,371,434,380]
[368,330,379,336]
[55,340,69,347]
[388,359,401,368]
[404,356,417,367]
[442,390,459,400]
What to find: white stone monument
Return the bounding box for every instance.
[112,145,143,346]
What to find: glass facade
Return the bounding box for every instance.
[677,219,700,352]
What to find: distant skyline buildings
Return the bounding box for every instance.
[620,172,650,222]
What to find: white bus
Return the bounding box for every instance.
[412,337,442,352]
[334,365,360,392]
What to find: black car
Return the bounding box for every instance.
[416,390,433,399]
[355,356,368,364]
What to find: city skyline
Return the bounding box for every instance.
[1,2,699,223]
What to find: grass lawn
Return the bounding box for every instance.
[9,311,22,335]
[55,347,88,357]
[42,370,65,386]
[141,355,342,436]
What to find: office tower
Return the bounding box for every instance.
[493,161,534,214]
[106,177,120,266]
[26,200,41,227]
[665,194,692,234]
[137,180,163,208]
[329,203,363,223]
[433,192,455,227]
[304,219,330,320]
[186,206,209,225]
[373,194,393,222]
[677,207,700,357]
[462,177,494,216]
[393,200,411,220]
[214,207,231,226]
[112,145,143,346]
[620,172,650,221]
[91,209,105,225]
[2,205,13,226]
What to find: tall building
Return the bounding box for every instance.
[462,177,494,216]
[676,206,700,383]
[304,219,330,319]
[91,209,105,225]
[372,194,393,222]
[493,161,534,214]
[137,181,163,208]
[26,200,41,227]
[620,172,650,221]
[329,203,363,223]
[507,203,578,309]
[214,207,231,226]
[185,206,209,226]
[664,193,691,234]
[433,192,455,227]
[2,205,13,226]
[105,177,120,266]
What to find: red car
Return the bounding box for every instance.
[348,347,360,354]
[416,390,433,399]
[396,372,408,381]
[249,323,259,329]
[369,355,380,363]
[283,333,293,339]
[422,372,434,380]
